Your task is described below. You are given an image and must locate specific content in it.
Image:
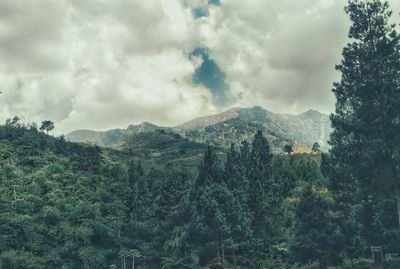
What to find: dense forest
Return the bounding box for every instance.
[1,0,400,269]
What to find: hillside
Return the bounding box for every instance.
[2,119,399,269]
[113,131,220,170]
[66,122,170,148]
[0,120,330,269]
[0,122,128,268]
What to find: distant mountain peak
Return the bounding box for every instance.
[174,107,242,131]
[300,109,325,117]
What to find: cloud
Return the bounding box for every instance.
[0,1,69,73]
[206,0,400,114]
[0,0,216,133]
[196,0,348,114]
[0,0,399,133]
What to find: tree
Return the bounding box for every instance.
[127,249,141,269]
[225,143,250,207]
[128,161,144,186]
[40,120,54,134]
[329,0,400,227]
[156,169,194,269]
[126,161,144,210]
[247,130,285,265]
[120,250,128,269]
[248,131,272,239]
[161,142,253,268]
[291,185,343,269]
[312,142,320,153]
[190,147,235,267]
[283,144,294,155]
[224,143,253,266]
[5,116,21,128]
[195,146,221,188]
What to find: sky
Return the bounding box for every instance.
[1,0,400,134]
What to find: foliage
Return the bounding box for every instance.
[290,185,344,269]
[326,0,400,267]
[39,120,55,133]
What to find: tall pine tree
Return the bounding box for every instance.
[330,0,400,229]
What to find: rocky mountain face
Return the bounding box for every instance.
[173,106,331,152]
[66,106,332,153]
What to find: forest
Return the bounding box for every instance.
[1,0,400,269]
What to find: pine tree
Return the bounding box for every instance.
[224,144,253,266]
[128,161,144,188]
[330,0,400,228]
[247,131,275,260]
[225,143,249,209]
[322,153,363,262]
[195,146,221,188]
[312,142,321,153]
[191,147,230,266]
[291,185,343,269]
[283,144,293,155]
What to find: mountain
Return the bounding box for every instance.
[66,106,331,153]
[66,122,170,148]
[173,107,241,131]
[174,106,330,151]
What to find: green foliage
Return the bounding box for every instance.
[327,0,400,267]
[123,131,210,170]
[0,121,337,268]
[312,143,320,154]
[329,0,400,224]
[39,120,55,133]
[283,144,294,155]
[0,250,46,269]
[291,185,344,269]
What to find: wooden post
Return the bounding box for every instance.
[396,191,400,227]
[221,241,225,264]
[371,246,383,264]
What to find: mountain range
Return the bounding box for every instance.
[66,106,331,155]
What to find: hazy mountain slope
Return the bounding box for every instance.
[173,107,241,131]
[66,106,331,152]
[175,106,331,150]
[66,122,170,148]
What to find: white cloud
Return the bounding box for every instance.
[0,0,217,133]
[1,0,399,133]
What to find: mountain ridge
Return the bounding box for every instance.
[66,106,331,152]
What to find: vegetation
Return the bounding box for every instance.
[39,120,55,134]
[284,144,294,155]
[1,1,400,269]
[0,118,324,268]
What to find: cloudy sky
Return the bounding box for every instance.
[1,0,400,133]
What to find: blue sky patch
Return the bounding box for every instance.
[192,7,209,18]
[190,48,229,106]
[208,0,220,6]
[192,0,220,19]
